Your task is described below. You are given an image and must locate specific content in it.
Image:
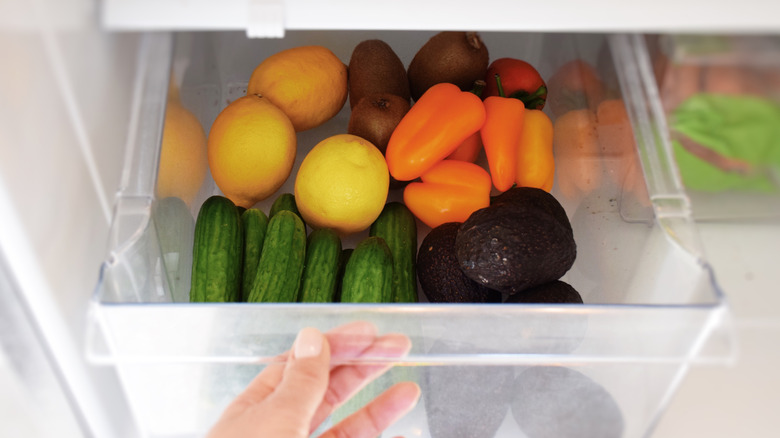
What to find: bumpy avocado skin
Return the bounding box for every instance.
[505,280,583,304]
[491,187,572,233]
[456,198,576,293]
[417,222,501,303]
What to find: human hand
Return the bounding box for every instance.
[206,321,420,438]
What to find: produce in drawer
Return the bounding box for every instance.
[546,59,606,117]
[504,280,583,304]
[340,236,394,303]
[268,192,306,228]
[207,94,296,208]
[403,160,492,229]
[247,45,347,132]
[671,93,780,192]
[369,203,419,303]
[347,93,411,189]
[247,210,307,302]
[417,222,501,303]
[407,31,489,102]
[156,96,207,206]
[512,366,624,438]
[456,187,576,293]
[483,57,548,110]
[481,75,527,192]
[347,39,410,108]
[239,208,268,301]
[190,196,243,302]
[298,228,342,303]
[386,83,486,181]
[552,108,602,199]
[294,134,389,236]
[515,109,555,191]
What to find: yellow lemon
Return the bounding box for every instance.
[247,45,348,132]
[295,134,389,236]
[208,94,296,208]
[156,100,208,205]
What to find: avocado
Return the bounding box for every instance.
[348,39,410,109]
[422,340,514,438]
[417,222,501,303]
[491,187,572,233]
[455,198,576,293]
[505,280,583,304]
[512,366,624,438]
[407,31,490,101]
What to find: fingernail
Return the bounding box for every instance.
[294,327,323,358]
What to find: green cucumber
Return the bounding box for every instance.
[334,248,353,302]
[190,195,243,302]
[153,196,195,303]
[340,236,394,303]
[298,228,342,302]
[270,193,306,227]
[369,202,419,303]
[240,208,269,301]
[248,210,307,302]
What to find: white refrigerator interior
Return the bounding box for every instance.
[1,0,779,437]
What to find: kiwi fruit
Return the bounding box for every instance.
[348,39,410,109]
[348,93,411,189]
[347,93,410,155]
[407,31,490,101]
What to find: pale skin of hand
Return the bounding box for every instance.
[206,321,420,438]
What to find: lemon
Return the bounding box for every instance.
[247,45,348,132]
[207,95,296,208]
[295,134,389,236]
[156,100,208,205]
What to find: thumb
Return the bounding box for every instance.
[264,327,331,433]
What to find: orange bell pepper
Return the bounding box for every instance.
[516,109,555,191]
[386,83,486,181]
[481,75,526,192]
[447,131,483,162]
[403,160,492,228]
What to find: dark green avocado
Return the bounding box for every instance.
[491,186,572,233]
[455,199,576,293]
[417,222,501,303]
[505,280,583,304]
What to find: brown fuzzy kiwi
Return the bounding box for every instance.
[348,93,411,189]
[407,31,489,101]
[348,39,411,109]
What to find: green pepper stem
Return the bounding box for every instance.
[470,79,486,98]
[495,74,506,98]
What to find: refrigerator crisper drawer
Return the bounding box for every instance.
[88,31,730,438]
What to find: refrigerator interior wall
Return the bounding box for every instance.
[87,29,733,438]
[0,0,145,436]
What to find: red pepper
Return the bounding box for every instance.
[483,58,547,110]
[385,83,486,181]
[481,74,526,192]
[403,160,492,228]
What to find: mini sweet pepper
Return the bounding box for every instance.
[385,83,486,181]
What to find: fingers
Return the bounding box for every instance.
[309,333,412,429]
[236,321,379,408]
[318,382,421,438]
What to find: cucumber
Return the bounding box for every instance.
[369,202,419,303]
[153,196,195,303]
[240,208,269,301]
[269,192,305,227]
[248,210,307,302]
[334,248,353,302]
[340,236,394,303]
[298,228,342,302]
[190,195,243,302]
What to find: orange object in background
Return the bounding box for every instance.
[386,83,486,181]
[403,160,492,228]
[552,109,602,199]
[516,109,555,192]
[547,59,606,117]
[447,131,483,162]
